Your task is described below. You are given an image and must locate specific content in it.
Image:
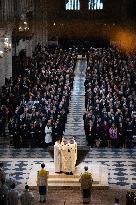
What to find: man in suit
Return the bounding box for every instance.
[37,163,48,203]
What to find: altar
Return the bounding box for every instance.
[27,139,108,189]
[27,161,109,189]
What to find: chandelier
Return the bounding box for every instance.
[4,37,12,51]
[19,14,30,32]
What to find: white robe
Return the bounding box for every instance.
[54,140,77,173]
[54,141,62,172]
[61,142,77,173]
[45,126,52,143]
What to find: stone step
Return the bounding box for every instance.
[64,133,85,136]
[48,182,80,187]
[64,131,85,134]
[67,118,83,120]
[65,122,84,124]
[64,59,86,140]
[64,130,84,132]
[65,127,84,130]
[65,125,84,127]
[68,110,81,112]
[70,98,84,100]
[31,183,109,190]
[48,177,100,185]
[67,117,84,120]
[67,118,84,120]
[69,105,84,107]
[65,123,84,126]
[69,108,84,110]
[64,129,84,131]
[28,162,109,189]
[66,121,84,124]
[67,113,83,115]
[64,131,85,133]
[69,103,84,105]
[69,107,84,109]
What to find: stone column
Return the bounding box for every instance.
[3,0,14,22]
[80,0,88,12]
[4,50,12,80]
[32,0,48,49]
[26,39,32,57]
[0,38,5,88]
[4,34,12,80]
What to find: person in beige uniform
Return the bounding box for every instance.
[37,163,48,203]
[79,166,93,204]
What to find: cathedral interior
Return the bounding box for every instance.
[0,0,136,204]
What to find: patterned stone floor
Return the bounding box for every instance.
[0,147,135,190]
[29,188,127,205]
[64,59,86,145]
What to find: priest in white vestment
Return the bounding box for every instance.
[61,140,77,174]
[54,139,62,173]
[54,138,77,174]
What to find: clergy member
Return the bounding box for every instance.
[37,163,48,203]
[79,166,93,204]
[61,139,77,175]
[54,138,62,173]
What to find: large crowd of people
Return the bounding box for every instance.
[0,45,77,147]
[84,47,136,148]
[0,45,136,148]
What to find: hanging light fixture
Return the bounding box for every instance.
[4,37,12,51]
[19,14,30,32]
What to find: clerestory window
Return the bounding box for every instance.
[66,0,80,10]
[65,0,103,11]
[88,0,103,10]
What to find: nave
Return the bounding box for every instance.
[64,59,86,144]
[0,54,136,192]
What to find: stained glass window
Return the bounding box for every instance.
[66,0,80,10]
[88,0,103,10]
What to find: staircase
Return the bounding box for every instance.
[64,59,87,145]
